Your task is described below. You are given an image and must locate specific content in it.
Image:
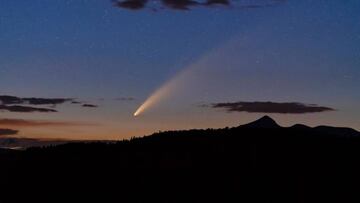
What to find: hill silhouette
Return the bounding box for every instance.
[240,115,281,128]
[1,116,360,203]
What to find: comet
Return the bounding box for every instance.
[133,39,236,117]
[133,68,188,116]
[133,85,170,116]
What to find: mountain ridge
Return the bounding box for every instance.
[238,116,360,137]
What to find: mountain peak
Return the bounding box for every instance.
[241,116,281,128]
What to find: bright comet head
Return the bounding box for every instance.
[133,79,175,117]
[133,111,140,117]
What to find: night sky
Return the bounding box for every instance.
[0,0,359,142]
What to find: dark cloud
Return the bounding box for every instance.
[113,0,148,10]
[161,0,200,10]
[211,101,335,114]
[0,95,101,113]
[0,96,22,105]
[0,129,18,136]
[0,105,57,113]
[0,118,95,127]
[71,101,82,104]
[115,97,135,101]
[82,104,98,108]
[0,95,73,106]
[23,98,72,105]
[205,0,229,6]
[113,0,286,10]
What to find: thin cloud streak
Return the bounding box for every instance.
[0,128,19,136]
[115,97,135,101]
[0,95,102,113]
[0,119,96,127]
[0,95,73,105]
[82,104,99,108]
[0,105,57,113]
[211,101,335,114]
[113,0,287,10]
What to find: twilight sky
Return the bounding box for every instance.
[0,0,360,142]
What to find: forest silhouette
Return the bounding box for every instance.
[1,116,360,203]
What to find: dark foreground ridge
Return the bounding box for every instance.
[1,116,360,203]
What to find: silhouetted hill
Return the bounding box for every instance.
[1,116,360,203]
[240,115,281,128]
[314,125,360,137]
[290,123,312,130]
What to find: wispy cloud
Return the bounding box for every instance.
[113,0,286,10]
[113,0,148,10]
[0,128,19,136]
[211,101,335,114]
[0,95,74,113]
[0,105,57,113]
[82,104,99,108]
[0,118,96,127]
[115,97,135,101]
[0,95,101,113]
[0,95,73,106]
